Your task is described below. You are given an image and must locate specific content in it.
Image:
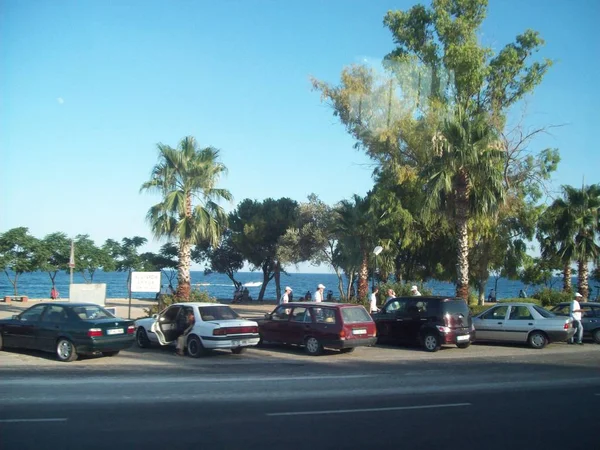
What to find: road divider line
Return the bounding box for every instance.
[0,418,68,423]
[267,402,472,417]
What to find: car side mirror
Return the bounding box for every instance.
[12,315,19,320]
[152,314,158,319]
[264,313,272,320]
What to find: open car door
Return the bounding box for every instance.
[151,305,182,345]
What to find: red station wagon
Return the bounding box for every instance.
[258,302,377,355]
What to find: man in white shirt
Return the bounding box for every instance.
[411,285,422,296]
[370,287,379,313]
[280,286,292,305]
[314,284,325,302]
[569,292,584,345]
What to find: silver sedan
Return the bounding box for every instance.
[473,302,575,349]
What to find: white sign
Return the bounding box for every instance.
[131,272,162,293]
[70,284,107,305]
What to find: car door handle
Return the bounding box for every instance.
[497,322,503,325]
[528,323,533,326]
[395,319,403,321]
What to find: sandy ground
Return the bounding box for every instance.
[0,298,278,320]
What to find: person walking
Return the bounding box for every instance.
[569,292,584,345]
[314,284,325,302]
[410,285,422,296]
[369,287,379,313]
[280,286,292,305]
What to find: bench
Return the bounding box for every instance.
[1,296,28,304]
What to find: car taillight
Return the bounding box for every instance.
[436,326,451,333]
[213,326,258,336]
[339,329,346,339]
[564,323,569,330]
[88,328,103,337]
[213,328,226,336]
[127,325,135,334]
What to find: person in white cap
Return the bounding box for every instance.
[569,292,584,345]
[411,285,422,296]
[280,286,292,305]
[314,284,325,302]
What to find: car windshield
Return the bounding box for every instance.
[441,300,469,315]
[533,305,555,318]
[341,306,372,323]
[199,306,240,321]
[72,305,115,320]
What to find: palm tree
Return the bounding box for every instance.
[422,109,505,299]
[141,136,232,299]
[547,184,600,299]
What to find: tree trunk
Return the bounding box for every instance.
[334,267,345,301]
[455,178,470,300]
[477,280,485,306]
[357,252,369,300]
[274,260,281,302]
[176,239,192,300]
[578,259,589,299]
[257,266,271,301]
[562,264,572,292]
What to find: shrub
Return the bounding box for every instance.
[531,288,572,307]
[469,304,493,316]
[143,290,217,316]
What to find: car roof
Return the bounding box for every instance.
[555,301,600,306]
[490,302,540,307]
[31,302,104,307]
[390,296,462,301]
[172,302,226,307]
[279,302,363,308]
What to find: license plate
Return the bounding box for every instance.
[232,340,249,346]
[107,328,124,335]
[456,334,470,342]
[352,329,367,335]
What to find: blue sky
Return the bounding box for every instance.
[1,0,598,273]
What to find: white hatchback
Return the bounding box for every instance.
[134,302,260,357]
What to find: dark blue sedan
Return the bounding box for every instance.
[0,302,135,362]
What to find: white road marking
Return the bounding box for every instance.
[267,402,472,417]
[0,418,68,423]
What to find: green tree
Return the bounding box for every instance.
[73,234,114,282]
[0,227,41,296]
[141,243,179,292]
[229,198,298,301]
[38,232,71,289]
[141,136,232,300]
[195,229,245,291]
[103,236,148,293]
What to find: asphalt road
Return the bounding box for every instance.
[1,345,599,450]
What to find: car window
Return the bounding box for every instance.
[441,300,469,316]
[41,305,68,323]
[341,306,372,323]
[161,306,181,322]
[552,304,570,316]
[272,306,291,321]
[386,300,402,313]
[509,306,533,320]
[19,305,45,322]
[313,307,337,324]
[481,305,508,320]
[199,306,239,321]
[533,305,555,318]
[71,305,114,320]
[590,307,600,318]
[581,305,596,318]
[291,307,311,323]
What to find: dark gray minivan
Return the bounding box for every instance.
[371,296,475,352]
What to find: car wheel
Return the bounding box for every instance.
[457,342,471,349]
[592,328,600,344]
[231,347,246,355]
[305,336,323,356]
[528,331,548,349]
[186,335,206,358]
[102,351,120,357]
[56,338,78,362]
[423,333,441,352]
[136,328,151,348]
[340,348,355,354]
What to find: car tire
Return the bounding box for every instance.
[528,331,548,349]
[423,333,441,352]
[305,336,323,356]
[231,347,246,355]
[136,328,151,348]
[186,335,206,358]
[102,351,120,357]
[56,338,78,362]
[340,347,355,354]
[592,328,600,344]
[457,342,471,349]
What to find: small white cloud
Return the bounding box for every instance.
[57,97,64,104]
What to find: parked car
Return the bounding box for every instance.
[258,302,377,355]
[372,296,474,352]
[0,302,135,362]
[472,302,574,349]
[550,302,600,344]
[135,302,260,356]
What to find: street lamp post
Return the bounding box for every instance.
[372,246,383,291]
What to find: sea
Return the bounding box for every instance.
[0,270,565,300]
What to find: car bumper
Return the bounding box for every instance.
[76,335,135,354]
[322,337,377,349]
[443,330,476,345]
[547,329,575,342]
[201,334,260,349]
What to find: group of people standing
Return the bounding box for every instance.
[369,285,421,313]
[278,283,332,304]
